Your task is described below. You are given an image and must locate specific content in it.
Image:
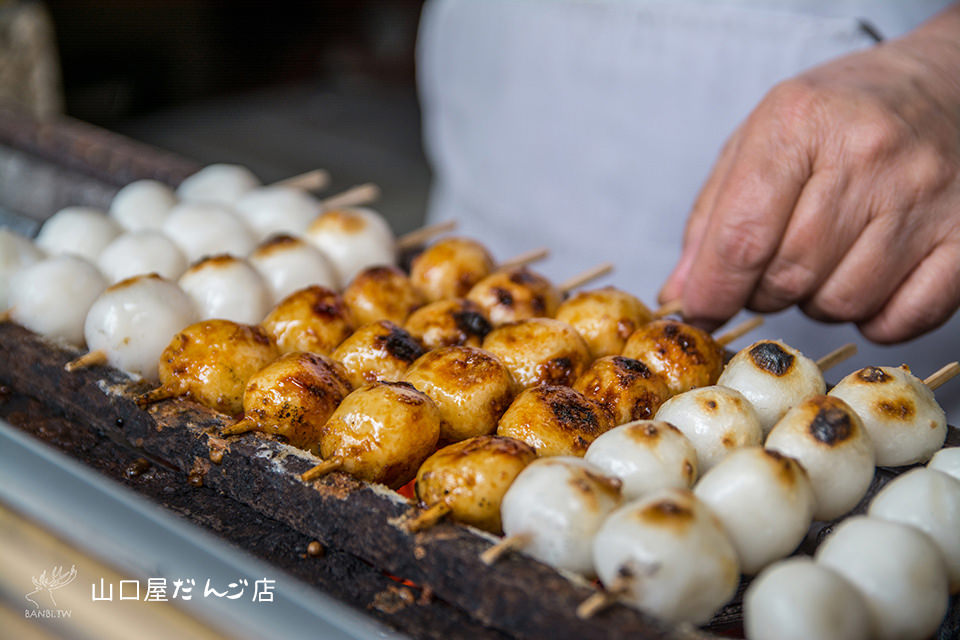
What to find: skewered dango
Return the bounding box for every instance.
[178,255,272,324]
[481,318,591,389]
[653,385,764,472]
[342,265,424,326]
[222,352,351,452]
[301,381,441,489]
[765,395,875,521]
[409,236,496,302]
[828,365,946,466]
[466,266,561,327]
[816,516,949,640]
[234,185,321,241]
[621,319,725,396]
[7,255,107,347]
[489,456,621,576]
[496,384,612,457]
[331,320,424,389]
[403,298,492,350]
[261,285,353,356]
[139,319,279,415]
[96,231,188,283]
[305,207,396,285]
[402,346,516,443]
[176,163,261,205]
[35,206,121,262]
[693,447,815,574]
[248,235,339,305]
[573,355,670,425]
[408,435,537,533]
[716,339,827,435]
[109,179,177,231]
[555,287,653,358]
[588,488,739,624]
[868,467,960,593]
[928,446,960,481]
[80,274,198,382]
[583,420,697,499]
[0,228,44,310]
[744,557,872,640]
[162,202,257,262]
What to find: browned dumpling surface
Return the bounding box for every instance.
[573,355,670,425]
[621,319,724,396]
[482,318,591,389]
[410,237,495,302]
[466,266,560,326]
[332,320,425,388]
[320,381,441,488]
[261,285,353,355]
[415,435,537,533]
[342,265,424,327]
[403,346,517,443]
[555,286,653,358]
[404,298,492,350]
[497,384,613,457]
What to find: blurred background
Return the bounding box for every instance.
[1,0,430,233]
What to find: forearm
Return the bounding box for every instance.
[887,2,960,109]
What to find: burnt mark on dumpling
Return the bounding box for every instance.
[381,325,425,363]
[493,287,514,307]
[539,386,606,437]
[750,342,795,376]
[453,309,492,340]
[809,405,853,446]
[857,367,889,384]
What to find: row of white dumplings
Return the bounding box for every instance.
[492,340,952,638]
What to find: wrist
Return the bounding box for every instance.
[886,4,960,105]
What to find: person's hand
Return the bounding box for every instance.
[659,5,960,344]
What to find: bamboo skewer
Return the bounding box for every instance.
[558,262,614,294]
[498,247,550,270]
[136,385,180,407]
[715,316,764,347]
[402,501,453,533]
[480,532,533,565]
[300,458,343,482]
[64,349,107,371]
[221,418,259,436]
[272,169,331,192]
[925,361,960,391]
[396,220,458,251]
[652,299,683,319]
[320,183,381,210]
[815,343,858,372]
[576,576,631,620]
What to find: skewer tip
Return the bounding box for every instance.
[815,342,858,373]
[300,458,342,482]
[924,361,960,391]
[64,349,107,372]
[558,262,614,294]
[479,532,531,565]
[401,501,453,533]
[221,418,258,437]
[715,316,764,347]
[652,299,683,319]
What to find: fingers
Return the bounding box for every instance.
[857,241,960,343]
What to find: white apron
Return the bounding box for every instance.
[417,0,960,415]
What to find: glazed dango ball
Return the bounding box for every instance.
[149,319,279,415]
[694,447,815,574]
[482,318,591,389]
[332,320,425,389]
[109,179,177,231]
[466,266,561,326]
[828,365,946,466]
[232,352,351,452]
[415,435,536,533]
[499,457,621,576]
[178,255,272,325]
[584,420,698,500]
[261,285,353,356]
[402,346,516,443]
[176,163,260,206]
[816,516,949,640]
[717,340,824,435]
[654,385,763,472]
[319,381,441,489]
[573,356,670,426]
[555,287,652,358]
[342,265,424,327]
[8,255,107,347]
[592,489,739,624]
[403,298,492,350]
[36,206,121,262]
[305,207,396,285]
[744,557,872,640]
[621,319,724,396]
[765,395,875,520]
[249,235,339,305]
[497,385,612,457]
[84,274,198,382]
[97,231,188,283]
[410,237,496,302]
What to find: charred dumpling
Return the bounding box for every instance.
[410,237,496,302]
[342,265,424,326]
[404,298,492,350]
[621,319,724,396]
[573,355,670,425]
[332,320,425,388]
[261,285,353,355]
[466,266,560,326]
[482,318,591,389]
[555,287,652,358]
[497,384,613,457]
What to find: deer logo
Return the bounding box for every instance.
[25,565,77,609]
